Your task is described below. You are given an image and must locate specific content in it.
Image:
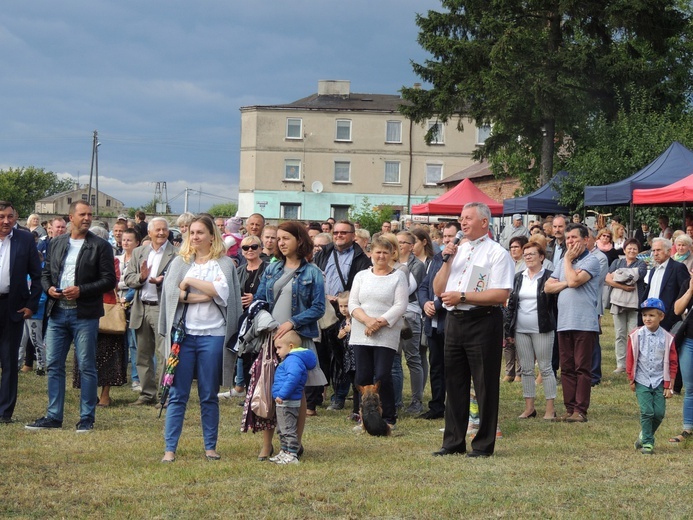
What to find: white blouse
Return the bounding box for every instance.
[181,259,229,336]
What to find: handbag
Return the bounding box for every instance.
[99,292,127,334]
[250,332,276,419]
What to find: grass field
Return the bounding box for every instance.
[1,320,691,519]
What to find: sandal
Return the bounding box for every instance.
[668,430,692,443]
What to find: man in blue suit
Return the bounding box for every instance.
[0,201,42,423]
[641,238,690,331]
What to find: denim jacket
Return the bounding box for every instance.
[254,259,325,338]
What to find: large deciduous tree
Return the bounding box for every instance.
[401,0,693,188]
[0,166,73,217]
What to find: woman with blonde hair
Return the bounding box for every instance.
[26,213,46,237]
[158,215,242,462]
[673,234,693,271]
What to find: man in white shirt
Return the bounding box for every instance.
[432,203,514,457]
[642,238,689,332]
[125,217,178,406]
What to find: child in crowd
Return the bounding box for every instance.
[336,292,360,420]
[627,298,678,455]
[223,217,243,263]
[271,331,317,465]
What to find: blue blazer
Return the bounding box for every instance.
[7,229,42,322]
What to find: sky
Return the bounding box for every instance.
[0,1,442,214]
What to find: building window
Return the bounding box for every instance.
[331,205,351,221]
[286,118,302,139]
[82,194,88,201]
[284,159,301,181]
[67,197,72,204]
[334,161,351,183]
[427,120,445,144]
[280,203,301,220]
[335,119,352,142]
[476,124,492,145]
[91,195,96,205]
[384,161,400,184]
[386,121,402,143]
[106,199,111,207]
[425,164,443,185]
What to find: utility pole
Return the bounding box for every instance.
[184,188,189,213]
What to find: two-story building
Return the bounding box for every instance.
[238,80,491,221]
[35,184,125,216]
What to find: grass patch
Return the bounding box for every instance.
[1,319,691,518]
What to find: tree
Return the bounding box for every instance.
[401,1,693,188]
[207,203,238,218]
[348,198,394,236]
[138,199,171,215]
[0,166,73,217]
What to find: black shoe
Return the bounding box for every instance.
[297,445,304,459]
[76,420,94,433]
[432,447,464,457]
[466,451,491,458]
[25,417,63,430]
[418,410,444,420]
[35,369,46,376]
[0,417,16,424]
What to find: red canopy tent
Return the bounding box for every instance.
[411,178,503,216]
[632,173,693,204]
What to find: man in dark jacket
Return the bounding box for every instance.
[26,201,116,433]
[0,201,42,423]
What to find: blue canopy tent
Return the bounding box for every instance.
[503,170,571,215]
[583,141,693,234]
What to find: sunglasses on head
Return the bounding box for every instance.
[242,244,260,251]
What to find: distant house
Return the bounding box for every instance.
[238,79,493,221]
[35,185,125,215]
[438,160,521,203]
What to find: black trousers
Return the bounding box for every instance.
[0,299,24,419]
[426,330,446,415]
[442,307,503,455]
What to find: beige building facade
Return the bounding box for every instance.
[35,185,125,216]
[239,80,491,221]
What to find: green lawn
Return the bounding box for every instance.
[1,320,691,519]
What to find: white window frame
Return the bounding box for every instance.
[385,120,402,143]
[334,161,351,183]
[283,159,301,181]
[280,203,301,220]
[427,119,445,145]
[476,124,492,145]
[335,119,352,142]
[425,163,443,185]
[286,118,302,139]
[331,205,351,221]
[384,161,401,184]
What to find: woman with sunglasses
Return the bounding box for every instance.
[219,235,268,400]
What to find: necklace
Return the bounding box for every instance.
[248,266,261,290]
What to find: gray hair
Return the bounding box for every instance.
[148,217,169,232]
[315,232,333,244]
[675,234,693,247]
[652,237,672,250]
[175,212,195,228]
[89,225,109,240]
[463,202,491,223]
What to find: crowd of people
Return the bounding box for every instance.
[1,201,691,462]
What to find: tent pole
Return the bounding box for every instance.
[683,202,687,230]
[629,203,634,238]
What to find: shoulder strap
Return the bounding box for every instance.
[332,248,348,291]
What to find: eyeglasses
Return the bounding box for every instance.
[333,230,353,235]
[398,241,413,246]
[523,252,539,258]
[242,244,260,251]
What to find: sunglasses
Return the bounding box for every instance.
[242,244,260,251]
[333,230,353,235]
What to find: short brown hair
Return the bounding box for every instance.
[277,221,314,262]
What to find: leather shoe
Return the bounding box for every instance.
[466,451,491,458]
[418,410,444,420]
[130,397,156,406]
[432,447,464,456]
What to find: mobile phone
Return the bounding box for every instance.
[55,288,63,293]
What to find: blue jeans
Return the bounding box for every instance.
[45,307,99,424]
[125,328,139,383]
[680,338,693,430]
[391,352,403,409]
[164,335,223,452]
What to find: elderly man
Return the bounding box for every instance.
[546,215,567,263]
[500,214,530,250]
[545,223,601,423]
[0,201,42,424]
[26,201,116,431]
[642,238,689,331]
[126,217,178,406]
[433,202,514,457]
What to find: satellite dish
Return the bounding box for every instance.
[311,181,324,194]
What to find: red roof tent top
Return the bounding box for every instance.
[411,178,504,216]
[632,172,693,204]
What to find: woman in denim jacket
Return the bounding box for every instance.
[245,221,327,461]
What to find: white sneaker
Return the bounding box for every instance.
[269,450,288,463]
[352,423,363,433]
[231,388,247,398]
[131,382,142,392]
[218,391,232,399]
[275,451,299,465]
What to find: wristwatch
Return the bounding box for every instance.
[460,292,466,304]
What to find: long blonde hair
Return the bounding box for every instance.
[178,215,226,263]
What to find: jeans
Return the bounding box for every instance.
[164,335,223,453]
[400,311,424,403]
[45,307,99,423]
[635,382,666,446]
[125,328,139,383]
[391,352,403,409]
[680,338,693,430]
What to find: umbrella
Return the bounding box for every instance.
[159,305,189,417]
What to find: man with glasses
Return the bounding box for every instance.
[313,220,372,411]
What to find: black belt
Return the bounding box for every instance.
[141,300,159,306]
[451,306,499,318]
[0,293,8,300]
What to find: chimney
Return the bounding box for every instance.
[413,83,422,89]
[318,80,350,97]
